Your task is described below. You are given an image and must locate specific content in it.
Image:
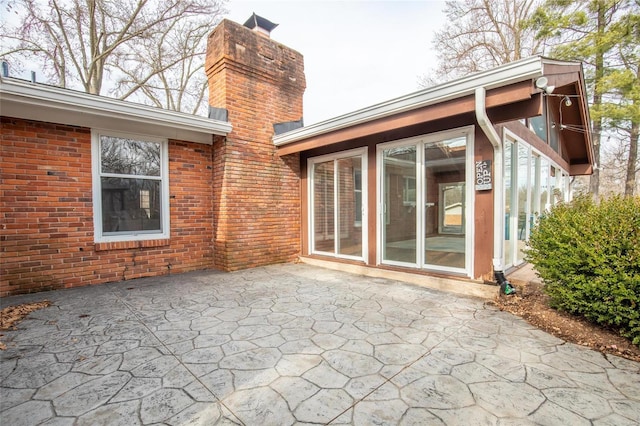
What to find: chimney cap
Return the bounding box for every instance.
[243,13,278,35]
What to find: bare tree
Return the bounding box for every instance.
[108,12,215,115]
[420,0,545,86]
[1,0,226,113]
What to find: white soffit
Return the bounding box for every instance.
[0,77,232,144]
[274,56,547,147]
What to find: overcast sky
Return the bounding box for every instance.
[226,1,448,125]
[2,0,448,125]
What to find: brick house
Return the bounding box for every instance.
[0,17,593,296]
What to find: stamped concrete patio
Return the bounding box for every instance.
[1,263,639,425]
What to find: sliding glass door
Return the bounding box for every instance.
[309,149,367,260]
[379,128,472,275]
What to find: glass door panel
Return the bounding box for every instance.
[530,154,540,231]
[424,137,466,269]
[504,140,515,268]
[312,161,335,253]
[516,144,529,264]
[540,159,550,212]
[382,146,417,264]
[310,152,366,260]
[337,157,362,257]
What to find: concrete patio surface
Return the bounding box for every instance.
[1,263,639,425]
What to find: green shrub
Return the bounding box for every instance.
[526,195,640,346]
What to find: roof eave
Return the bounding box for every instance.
[273,56,546,147]
[0,77,232,144]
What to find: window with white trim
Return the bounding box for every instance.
[92,130,170,242]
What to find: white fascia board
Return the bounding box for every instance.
[274,56,545,147]
[0,78,232,144]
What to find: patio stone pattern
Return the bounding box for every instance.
[1,264,639,425]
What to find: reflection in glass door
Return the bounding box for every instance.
[312,161,335,253]
[337,157,363,256]
[382,145,417,265]
[310,151,366,260]
[424,137,466,270]
[439,183,465,235]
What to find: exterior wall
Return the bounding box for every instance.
[473,127,495,281]
[0,117,216,296]
[206,19,306,271]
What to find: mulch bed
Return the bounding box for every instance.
[491,282,640,363]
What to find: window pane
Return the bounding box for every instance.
[425,137,466,269]
[383,145,416,264]
[557,173,568,203]
[504,140,514,267]
[548,108,560,152]
[101,178,161,233]
[337,157,362,257]
[540,159,550,212]
[101,136,161,176]
[517,144,529,264]
[529,116,547,143]
[531,155,540,218]
[313,161,335,253]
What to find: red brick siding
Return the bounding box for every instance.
[206,19,305,271]
[0,116,215,296]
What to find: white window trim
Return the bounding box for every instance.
[91,129,170,243]
[307,147,368,262]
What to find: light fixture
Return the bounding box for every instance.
[564,96,572,107]
[535,76,555,94]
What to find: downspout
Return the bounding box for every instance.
[475,87,514,294]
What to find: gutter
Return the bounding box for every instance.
[475,87,514,294]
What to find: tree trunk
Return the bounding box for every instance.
[625,121,639,196]
[589,1,606,199]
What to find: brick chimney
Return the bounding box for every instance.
[205,18,306,271]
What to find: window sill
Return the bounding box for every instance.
[95,239,170,252]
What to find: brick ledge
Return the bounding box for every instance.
[95,239,170,251]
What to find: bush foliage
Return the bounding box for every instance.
[526,195,640,346]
